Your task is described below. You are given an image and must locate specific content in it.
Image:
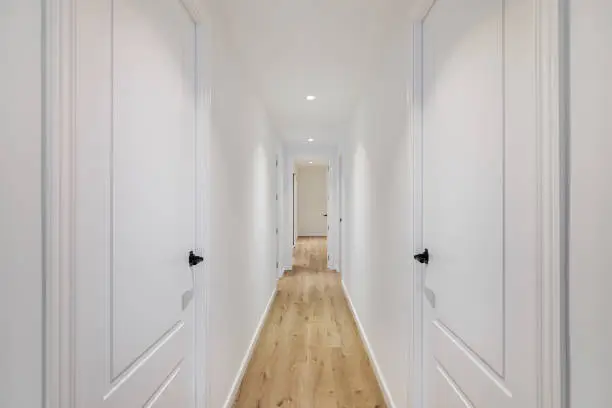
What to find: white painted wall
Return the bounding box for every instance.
[203,15,280,408]
[569,2,612,406]
[0,2,43,408]
[297,165,328,237]
[340,22,413,408]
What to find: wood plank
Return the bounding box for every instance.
[233,238,386,408]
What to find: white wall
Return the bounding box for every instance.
[0,2,43,407]
[297,165,328,237]
[569,1,612,406]
[203,15,280,408]
[340,22,413,408]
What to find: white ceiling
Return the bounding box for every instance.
[208,0,411,143]
[295,159,329,168]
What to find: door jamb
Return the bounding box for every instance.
[44,1,77,407]
[194,13,212,408]
[408,0,568,407]
[535,0,569,407]
[409,3,427,407]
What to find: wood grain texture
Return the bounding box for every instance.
[233,238,386,408]
[292,236,329,273]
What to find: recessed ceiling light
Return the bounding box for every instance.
[306,95,316,101]
[307,138,314,143]
[309,161,313,164]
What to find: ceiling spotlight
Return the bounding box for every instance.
[307,138,314,143]
[306,95,317,101]
[309,161,313,164]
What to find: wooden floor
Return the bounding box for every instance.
[233,237,386,408]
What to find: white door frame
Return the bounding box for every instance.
[43,1,211,407]
[276,153,282,276]
[337,153,343,274]
[281,144,341,272]
[408,0,568,407]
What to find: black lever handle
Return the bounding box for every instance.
[189,251,204,267]
[414,249,429,265]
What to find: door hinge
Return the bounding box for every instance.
[275,228,279,234]
[276,193,278,201]
[276,261,279,268]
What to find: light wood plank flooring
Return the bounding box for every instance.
[233,237,386,408]
[292,236,329,272]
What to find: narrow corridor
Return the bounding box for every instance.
[5,0,584,406]
[233,238,386,407]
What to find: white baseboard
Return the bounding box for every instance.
[222,287,278,408]
[297,233,327,237]
[341,280,397,408]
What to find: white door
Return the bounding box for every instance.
[327,165,332,266]
[293,172,298,246]
[74,1,198,407]
[338,156,343,273]
[276,155,281,274]
[421,0,538,407]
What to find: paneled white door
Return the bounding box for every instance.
[74,0,198,407]
[420,0,538,407]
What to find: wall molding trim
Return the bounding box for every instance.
[222,288,278,408]
[341,280,397,408]
[43,1,77,407]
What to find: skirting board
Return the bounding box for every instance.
[297,233,327,238]
[341,280,397,408]
[222,287,278,408]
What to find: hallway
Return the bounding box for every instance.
[3,0,590,407]
[233,238,386,407]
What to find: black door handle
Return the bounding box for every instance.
[414,249,429,265]
[189,251,204,267]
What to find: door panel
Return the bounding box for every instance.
[421,0,538,407]
[112,0,196,377]
[423,0,504,374]
[434,367,472,408]
[103,324,188,406]
[74,0,197,407]
[146,367,192,408]
[431,322,510,407]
